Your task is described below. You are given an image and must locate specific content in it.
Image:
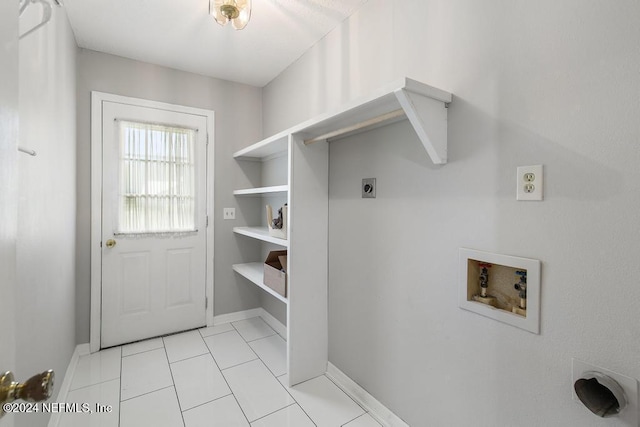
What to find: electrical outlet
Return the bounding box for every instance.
[223,208,235,220]
[362,178,376,198]
[517,165,543,201]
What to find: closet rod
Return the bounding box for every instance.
[303,108,405,145]
[18,146,37,156]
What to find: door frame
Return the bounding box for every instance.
[90,91,215,353]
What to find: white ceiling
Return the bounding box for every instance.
[64,0,369,87]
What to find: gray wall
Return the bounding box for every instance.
[264,0,640,426]
[16,5,77,427]
[0,2,19,426]
[75,50,264,343]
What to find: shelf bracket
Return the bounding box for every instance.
[394,88,448,165]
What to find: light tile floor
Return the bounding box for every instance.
[59,317,383,427]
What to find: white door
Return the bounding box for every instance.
[1,2,18,423]
[100,100,209,348]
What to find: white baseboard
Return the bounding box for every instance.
[213,308,263,325]
[326,362,409,427]
[47,343,90,427]
[257,308,287,339]
[213,307,287,340]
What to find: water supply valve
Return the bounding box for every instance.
[512,270,527,316]
[472,263,496,307]
[478,263,491,298]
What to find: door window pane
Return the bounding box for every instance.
[118,121,196,233]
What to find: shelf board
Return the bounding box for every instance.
[234,77,452,165]
[233,227,288,247]
[233,262,288,304]
[297,78,452,164]
[233,185,288,197]
[233,134,289,160]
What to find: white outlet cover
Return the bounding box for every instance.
[572,358,638,425]
[223,208,235,220]
[517,165,543,201]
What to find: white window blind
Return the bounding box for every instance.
[118,120,196,234]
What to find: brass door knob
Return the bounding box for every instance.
[0,370,54,418]
[105,239,116,248]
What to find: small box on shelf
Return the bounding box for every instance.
[264,250,288,297]
[266,204,288,239]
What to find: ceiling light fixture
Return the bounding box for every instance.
[210,0,251,30]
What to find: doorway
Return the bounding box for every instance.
[90,92,214,351]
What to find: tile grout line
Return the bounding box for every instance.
[205,328,262,371]
[179,391,233,414]
[250,359,293,425]
[219,355,260,372]
[242,331,277,343]
[167,350,210,365]
[281,373,369,427]
[162,336,187,427]
[343,412,382,427]
[119,347,173,402]
[247,340,285,378]
[171,332,242,416]
[68,348,123,393]
[119,384,175,403]
[324,372,370,413]
[249,402,318,426]
[118,346,123,427]
[198,326,235,339]
[118,326,204,357]
[231,317,278,344]
[229,392,251,425]
[170,385,186,427]
[341,412,366,427]
[275,380,317,427]
[223,357,298,425]
[67,376,120,393]
[229,319,280,378]
[271,365,307,419]
[121,345,165,358]
[212,342,252,426]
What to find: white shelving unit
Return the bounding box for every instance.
[234,77,452,165]
[232,263,288,304]
[233,226,288,247]
[232,77,451,387]
[233,185,288,197]
[234,134,288,160]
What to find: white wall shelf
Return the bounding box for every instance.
[233,134,288,160]
[232,77,450,387]
[298,78,451,164]
[233,77,452,164]
[232,263,288,304]
[233,226,288,247]
[233,185,288,197]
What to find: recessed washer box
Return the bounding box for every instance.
[459,248,541,334]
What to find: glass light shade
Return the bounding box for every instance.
[210,0,251,30]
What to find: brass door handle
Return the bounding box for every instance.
[105,239,116,248]
[0,370,54,418]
